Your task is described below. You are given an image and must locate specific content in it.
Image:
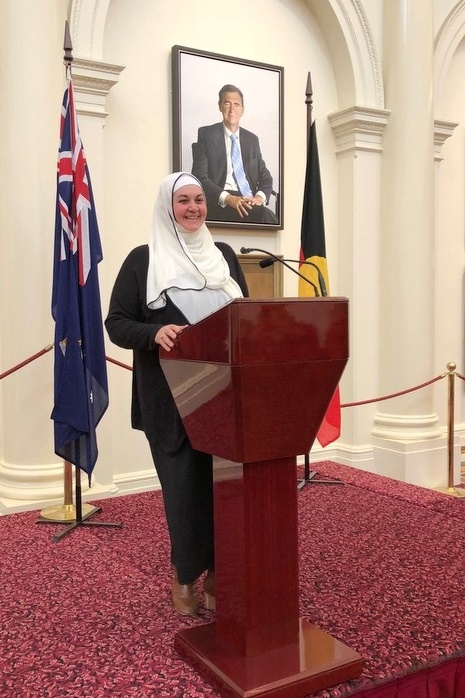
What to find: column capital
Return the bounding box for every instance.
[328,105,390,154]
[434,119,459,161]
[70,57,125,118]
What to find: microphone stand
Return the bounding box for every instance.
[240,247,320,296]
[260,258,328,298]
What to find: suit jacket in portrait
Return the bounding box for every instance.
[192,122,275,215]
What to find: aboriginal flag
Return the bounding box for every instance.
[299,120,341,447]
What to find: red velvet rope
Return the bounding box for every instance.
[104,357,451,410]
[0,344,53,380]
[0,348,456,413]
[106,355,132,371]
[341,373,447,408]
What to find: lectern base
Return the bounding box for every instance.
[175,618,364,698]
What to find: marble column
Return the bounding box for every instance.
[0,0,68,508]
[373,0,447,486]
[328,106,389,468]
[0,1,124,511]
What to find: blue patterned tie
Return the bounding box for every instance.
[230,134,253,197]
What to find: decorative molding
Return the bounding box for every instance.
[112,470,160,496]
[70,0,385,110]
[328,110,457,161]
[69,0,111,60]
[328,105,390,153]
[434,119,459,161]
[320,0,384,108]
[70,57,125,117]
[435,1,465,103]
[371,412,442,441]
[0,460,88,501]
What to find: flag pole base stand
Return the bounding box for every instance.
[435,486,465,498]
[36,502,98,523]
[298,455,344,490]
[37,466,123,542]
[37,504,124,543]
[50,513,123,543]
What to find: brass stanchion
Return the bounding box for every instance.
[437,362,465,498]
[37,461,100,523]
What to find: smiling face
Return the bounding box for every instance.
[218,91,244,133]
[172,184,207,233]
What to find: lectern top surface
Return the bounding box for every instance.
[160,297,349,366]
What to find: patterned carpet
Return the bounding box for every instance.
[2,461,465,697]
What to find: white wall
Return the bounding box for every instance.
[2,0,465,512]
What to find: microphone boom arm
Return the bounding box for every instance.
[240,247,320,296]
[261,257,327,297]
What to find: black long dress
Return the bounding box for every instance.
[105,242,248,584]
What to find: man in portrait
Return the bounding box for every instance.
[191,84,279,225]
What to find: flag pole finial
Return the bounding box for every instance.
[305,72,313,101]
[305,72,313,140]
[63,20,73,69]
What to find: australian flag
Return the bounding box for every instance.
[51,77,108,481]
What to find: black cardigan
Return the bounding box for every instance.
[105,243,248,451]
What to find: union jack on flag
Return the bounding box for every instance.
[51,76,108,480]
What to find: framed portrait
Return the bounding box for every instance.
[172,45,284,230]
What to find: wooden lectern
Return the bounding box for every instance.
[160,298,364,698]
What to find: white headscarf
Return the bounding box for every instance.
[146,172,243,322]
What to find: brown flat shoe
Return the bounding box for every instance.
[203,569,215,611]
[172,567,199,616]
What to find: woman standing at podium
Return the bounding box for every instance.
[105,172,248,616]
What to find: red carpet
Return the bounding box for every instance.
[2,461,465,697]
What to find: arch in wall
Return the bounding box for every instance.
[306,0,383,108]
[69,0,382,108]
[435,0,465,104]
[69,0,110,60]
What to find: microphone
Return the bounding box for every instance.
[240,247,320,296]
[260,258,327,297]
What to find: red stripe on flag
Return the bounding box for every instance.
[316,389,341,447]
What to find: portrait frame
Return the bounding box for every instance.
[171,45,284,230]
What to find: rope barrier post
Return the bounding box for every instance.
[447,362,456,490]
[436,362,465,498]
